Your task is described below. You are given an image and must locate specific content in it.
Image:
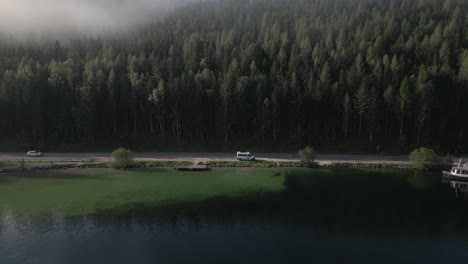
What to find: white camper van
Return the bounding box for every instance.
[236,151,256,161]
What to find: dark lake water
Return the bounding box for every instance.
[2,168,468,263]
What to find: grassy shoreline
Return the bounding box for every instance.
[0,159,410,174]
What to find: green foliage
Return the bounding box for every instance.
[459,50,468,81]
[330,162,405,170]
[0,0,466,151]
[298,146,316,166]
[111,148,134,169]
[203,160,276,168]
[343,92,351,137]
[19,158,26,172]
[277,161,304,168]
[441,154,454,166]
[134,160,192,168]
[354,84,369,136]
[409,147,441,171]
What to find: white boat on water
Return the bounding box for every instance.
[443,158,468,179]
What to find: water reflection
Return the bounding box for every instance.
[2,170,467,238]
[445,180,468,197]
[3,169,468,263]
[407,171,439,191]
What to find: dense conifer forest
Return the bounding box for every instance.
[0,0,467,153]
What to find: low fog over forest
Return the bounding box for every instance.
[0,0,467,153]
[0,0,192,38]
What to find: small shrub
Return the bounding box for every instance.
[111,148,134,169]
[204,161,276,168]
[441,154,453,166]
[409,147,441,171]
[135,160,192,168]
[19,158,26,172]
[298,146,317,167]
[278,161,304,168]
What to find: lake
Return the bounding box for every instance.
[1,168,468,263]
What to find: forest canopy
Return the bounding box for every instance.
[0,0,467,153]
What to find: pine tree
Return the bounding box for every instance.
[354,84,369,137]
[398,76,412,142]
[221,59,239,143]
[343,93,351,138]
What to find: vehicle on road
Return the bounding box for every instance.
[26,150,43,157]
[237,151,255,161]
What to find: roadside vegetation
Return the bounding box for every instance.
[328,162,406,170]
[200,160,284,168]
[409,147,441,171]
[0,158,414,173]
[298,146,317,167]
[134,160,193,168]
[19,158,26,172]
[111,148,134,169]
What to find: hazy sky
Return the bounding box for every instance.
[0,0,190,38]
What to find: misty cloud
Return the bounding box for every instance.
[0,0,191,38]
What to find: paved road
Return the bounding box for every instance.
[0,152,410,164]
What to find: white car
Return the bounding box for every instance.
[26,150,43,157]
[237,151,256,161]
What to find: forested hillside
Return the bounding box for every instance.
[0,0,467,153]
